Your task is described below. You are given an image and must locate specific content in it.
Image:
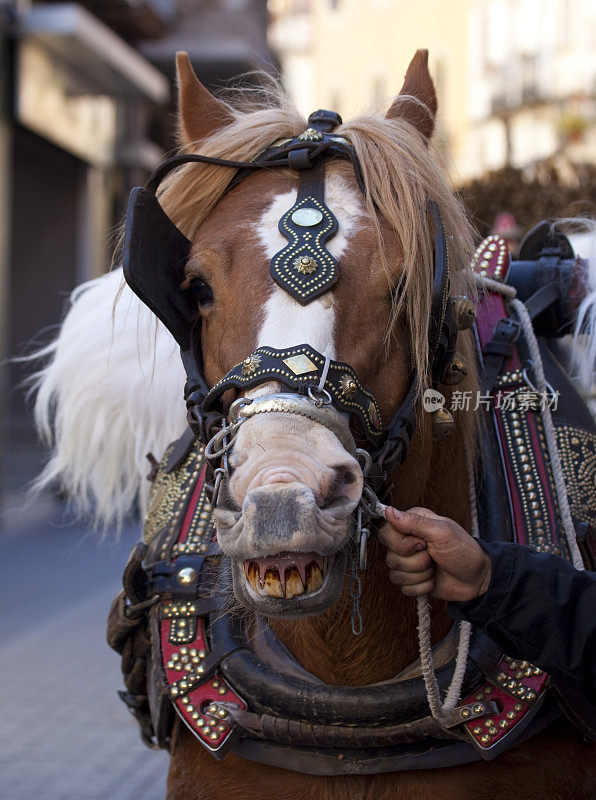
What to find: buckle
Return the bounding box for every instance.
[494,317,521,342]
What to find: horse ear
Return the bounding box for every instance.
[386,49,437,142]
[176,51,232,144]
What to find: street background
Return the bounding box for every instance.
[1,1,595,798]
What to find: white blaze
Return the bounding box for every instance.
[255,174,363,356]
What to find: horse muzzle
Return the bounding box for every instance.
[216,481,356,616]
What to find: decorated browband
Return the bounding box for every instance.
[203,344,383,442]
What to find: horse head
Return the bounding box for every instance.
[144,51,477,619]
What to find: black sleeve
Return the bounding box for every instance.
[449,541,596,703]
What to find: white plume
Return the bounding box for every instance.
[567,222,596,414]
[30,268,187,528]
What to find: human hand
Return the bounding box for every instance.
[378,507,492,602]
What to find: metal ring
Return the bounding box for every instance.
[210,467,226,506]
[359,484,385,518]
[205,426,239,460]
[307,385,333,408]
[355,448,372,477]
[229,397,253,424]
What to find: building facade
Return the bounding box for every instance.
[268,0,596,180]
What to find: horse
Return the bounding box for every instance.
[31,50,596,799]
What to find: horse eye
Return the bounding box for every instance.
[188,278,214,307]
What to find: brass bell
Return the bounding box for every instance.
[442,351,468,385]
[432,407,455,441]
[452,296,476,330]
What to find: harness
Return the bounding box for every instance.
[110,110,596,773]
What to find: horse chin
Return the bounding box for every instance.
[230,548,348,618]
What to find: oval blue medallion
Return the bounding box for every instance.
[291,207,323,227]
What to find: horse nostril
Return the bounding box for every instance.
[336,467,356,485]
[323,464,362,507]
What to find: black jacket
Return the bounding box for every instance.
[450,541,595,703]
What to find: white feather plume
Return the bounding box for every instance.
[567,222,596,414]
[30,268,187,528]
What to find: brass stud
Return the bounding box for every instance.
[499,719,509,728]
[506,711,516,720]
[481,734,491,744]
[461,708,471,718]
[209,732,219,741]
[484,719,494,727]
[473,704,484,714]
[241,354,262,376]
[473,726,483,735]
[294,255,318,275]
[339,374,358,398]
[514,703,524,712]
[176,567,197,586]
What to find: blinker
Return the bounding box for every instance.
[123,187,195,350]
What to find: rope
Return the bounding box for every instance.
[415,445,477,723]
[474,273,517,298]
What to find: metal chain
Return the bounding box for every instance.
[349,552,363,636]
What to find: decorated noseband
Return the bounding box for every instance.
[204,344,383,443]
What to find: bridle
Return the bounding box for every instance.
[123,108,463,540]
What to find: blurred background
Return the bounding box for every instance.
[0,1,594,798]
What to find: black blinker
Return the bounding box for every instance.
[123,186,196,350]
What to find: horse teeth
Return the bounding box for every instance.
[294,560,308,587]
[263,568,284,597]
[285,567,305,599]
[245,553,328,598]
[246,562,259,593]
[306,563,323,593]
